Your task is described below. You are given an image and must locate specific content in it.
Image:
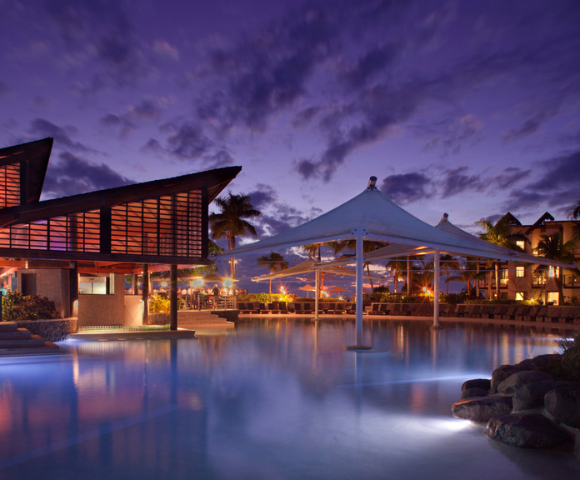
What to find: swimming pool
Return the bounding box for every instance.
[1,318,578,479]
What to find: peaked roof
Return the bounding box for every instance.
[223,184,534,259]
[0,165,241,228]
[359,214,576,268]
[0,137,53,206]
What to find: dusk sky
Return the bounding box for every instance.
[2,0,580,291]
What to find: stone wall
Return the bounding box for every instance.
[17,268,70,317]
[15,318,77,342]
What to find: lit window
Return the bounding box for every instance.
[549,267,555,278]
[516,266,525,277]
[516,240,525,251]
[515,292,524,301]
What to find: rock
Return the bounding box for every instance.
[491,365,524,393]
[518,354,564,379]
[497,370,554,395]
[512,380,572,411]
[451,395,513,423]
[545,384,580,428]
[485,414,573,448]
[461,378,491,393]
[460,388,488,400]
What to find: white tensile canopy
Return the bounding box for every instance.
[218,177,577,349]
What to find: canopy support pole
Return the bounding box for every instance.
[314,268,320,320]
[432,249,441,329]
[407,255,411,295]
[347,229,371,350]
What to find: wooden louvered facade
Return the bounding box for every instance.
[0,138,240,267]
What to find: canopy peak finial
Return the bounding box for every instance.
[367,176,378,191]
[441,213,449,222]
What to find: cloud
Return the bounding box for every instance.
[493,167,530,189]
[420,114,484,157]
[248,184,277,210]
[441,166,484,198]
[152,39,180,60]
[101,97,170,137]
[503,149,580,213]
[43,151,133,198]
[502,110,554,143]
[339,43,399,88]
[28,118,93,152]
[379,172,433,204]
[46,0,152,86]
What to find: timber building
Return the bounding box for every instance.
[0,137,240,328]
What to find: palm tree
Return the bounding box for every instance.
[569,200,580,239]
[412,258,434,295]
[534,232,575,304]
[476,214,529,300]
[257,252,289,295]
[332,240,386,291]
[439,254,461,294]
[209,193,261,279]
[386,258,408,294]
[446,258,486,298]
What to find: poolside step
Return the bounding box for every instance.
[0,329,60,356]
[0,328,32,341]
[0,323,18,333]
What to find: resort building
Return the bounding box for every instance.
[477,212,580,304]
[0,138,240,327]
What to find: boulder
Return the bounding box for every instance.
[545,384,580,428]
[460,388,488,400]
[451,395,513,423]
[517,354,562,373]
[512,380,572,411]
[485,414,573,448]
[491,365,524,393]
[461,378,491,393]
[497,370,554,396]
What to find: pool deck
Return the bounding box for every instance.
[237,312,580,330]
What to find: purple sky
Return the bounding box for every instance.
[2,0,580,293]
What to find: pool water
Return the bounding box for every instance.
[1,318,579,480]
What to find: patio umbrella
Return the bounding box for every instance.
[329,286,346,293]
[203,273,226,283]
[299,284,316,298]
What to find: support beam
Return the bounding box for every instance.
[170,264,178,331]
[69,261,78,317]
[407,255,411,295]
[314,269,320,320]
[347,230,371,350]
[142,264,149,325]
[433,249,441,329]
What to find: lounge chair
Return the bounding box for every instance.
[278,301,289,314]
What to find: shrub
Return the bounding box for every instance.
[150,295,170,315]
[556,333,580,382]
[2,291,58,322]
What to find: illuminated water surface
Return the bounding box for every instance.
[1,318,578,480]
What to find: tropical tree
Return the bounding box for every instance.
[209,193,261,279]
[386,258,408,294]
[446,258,486,298]
[257,252,289,295]
[439,254,461,294]
[332,240,386,291]
[569,200,580,239]
[411,259,434,295]
[534,232,575,304]
[476,214,529,300]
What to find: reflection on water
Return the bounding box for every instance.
[0,319,578,480]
